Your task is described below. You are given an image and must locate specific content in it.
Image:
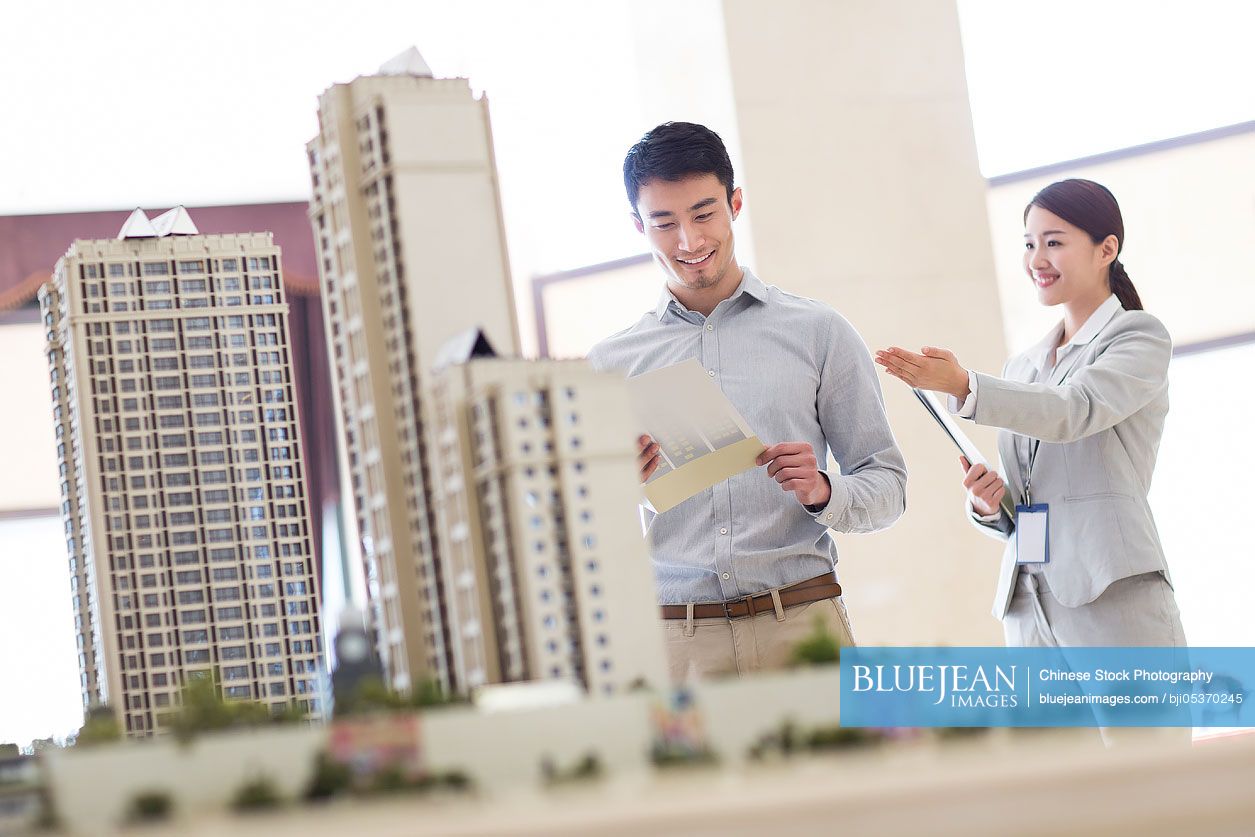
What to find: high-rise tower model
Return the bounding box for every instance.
[427,334,668,695]
[41,208,324,736]
[306,48,520,695]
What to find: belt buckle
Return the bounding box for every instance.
[724,593,757,619]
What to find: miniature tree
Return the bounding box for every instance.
[790,615,843,666]
[232,774,281,812]
[303,751,352,801]
[541,752,603,785]
[805,723,879,750]
[333,675,459,717]
[749,717,884,759]
[571,753,602,780]
[73,705,121,746]
[436,770,471,791]
[127,790,173,823]
[168,674,295,743]
[410,677,460,709]
[369,765,410,794]
[332,676,409,717]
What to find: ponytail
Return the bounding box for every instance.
[1108,258,1142,311]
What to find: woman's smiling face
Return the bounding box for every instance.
[1022,204,1114,308]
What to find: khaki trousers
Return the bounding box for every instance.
[660,596,856,682]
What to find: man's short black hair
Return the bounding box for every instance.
[623,122,735,213]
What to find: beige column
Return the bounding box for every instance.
[635,0,1010,644]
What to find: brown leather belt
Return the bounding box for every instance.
[659,572,842,620]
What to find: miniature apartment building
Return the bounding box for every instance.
[427,341,668,697]
[306,47,519,696]
[41,208,324,736]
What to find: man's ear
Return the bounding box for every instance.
[730,187,743,220]
[631,212,644,234]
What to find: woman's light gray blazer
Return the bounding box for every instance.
[969,307,1173,619]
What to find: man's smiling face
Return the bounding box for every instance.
[633,173,742,295]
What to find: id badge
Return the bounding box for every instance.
[1015,503,1049,564]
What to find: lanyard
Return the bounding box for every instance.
[1018,314,1115,505]
[1023,439,1041,506]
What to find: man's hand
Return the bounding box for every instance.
[960,456,1006,517]
[756,442,831,508]
[874,346,970,400]
[637,434,661,484]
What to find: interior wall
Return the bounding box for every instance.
[986,129,1255,354]
[709,0,1010,644]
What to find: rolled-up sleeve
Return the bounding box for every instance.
[809,313,907,533]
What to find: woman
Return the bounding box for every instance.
[875,179,1185,648]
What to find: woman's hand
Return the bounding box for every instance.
[874,346,971,400]
[960,456,1006,517]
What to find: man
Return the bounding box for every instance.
[587,122,907,680]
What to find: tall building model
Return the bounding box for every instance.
[306,48,520,694]
[427,335,667,695]
[41,208,324,736]
[308,50,666,698]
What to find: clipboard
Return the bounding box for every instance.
[911,387,1016,519]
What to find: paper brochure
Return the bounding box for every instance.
[626,360,765,513]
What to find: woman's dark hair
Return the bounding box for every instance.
[623,122,735,214]
[1024,178,1143,311]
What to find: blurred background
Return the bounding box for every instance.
[1,0,1252,748]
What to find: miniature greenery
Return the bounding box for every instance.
[232,774,281,812]
[168,675,304,743]
[540,752,602,785]
[127,790,173,823]
[649,741,719,769]
[369,768,473,795]
[934,726,993,740]
[303,751,352,801]
[302,749,471,802]
[747,718,884,760]
[333,676,462,717]
[72,705,122,746]
[790,615,843,667]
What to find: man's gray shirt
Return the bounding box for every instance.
[587,268,906,604]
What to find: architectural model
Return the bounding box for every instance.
[40,209,324,736]
[426,335,667,694]
[306,49,520,696]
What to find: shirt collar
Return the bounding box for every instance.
[1026,294,1123,372]
[1064,293,1123,350]
[653,267,767,321]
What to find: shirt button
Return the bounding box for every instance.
[826,513,834,520]
[719,527,727,535]
[707,369,715,377]
[706,324,713,331]
[722,572,730,580]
